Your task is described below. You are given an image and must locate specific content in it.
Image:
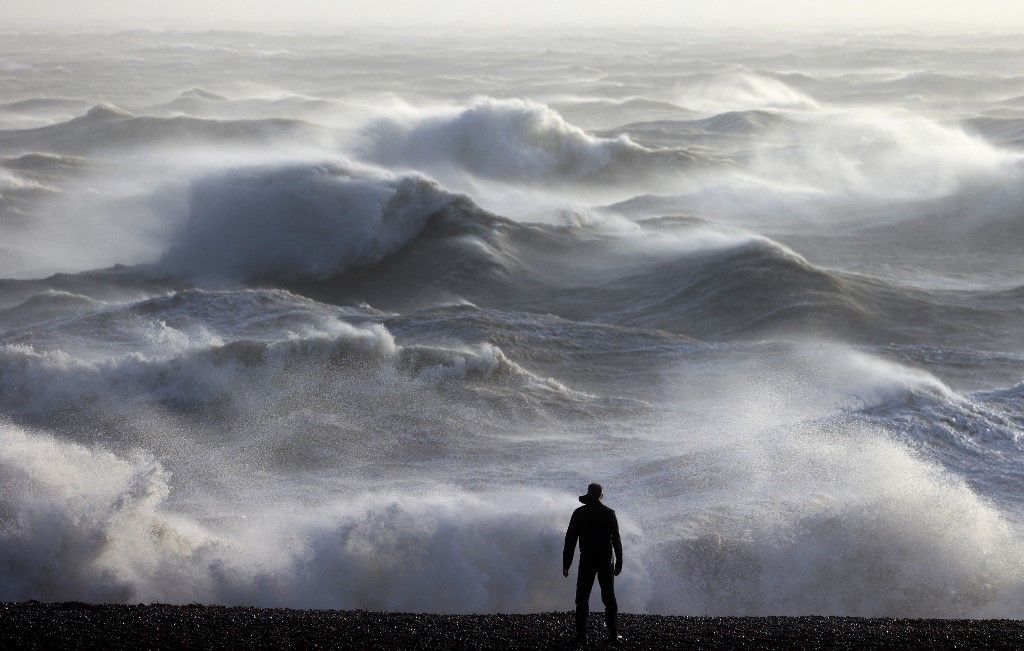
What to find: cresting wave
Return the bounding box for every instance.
[160,163,457,282]
[0,316,588,431]
[360,98,703,185]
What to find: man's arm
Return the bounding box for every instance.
[611,511,623,576]
[563,511,579,576]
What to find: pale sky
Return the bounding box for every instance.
[5,0,1024,29]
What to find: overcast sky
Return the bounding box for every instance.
[5,0,1024,29]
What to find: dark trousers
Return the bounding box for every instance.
[575,558,617,639]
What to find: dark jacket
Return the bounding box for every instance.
[563,501,623,570]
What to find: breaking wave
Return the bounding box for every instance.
[160,163,457,282]
[0,424,597,609]
[5,410,1024,616]
[648,427,1024,617]
[360,98,699,184]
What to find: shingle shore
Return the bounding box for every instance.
[3,601,1024,649]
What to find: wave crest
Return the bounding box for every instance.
[361,97,686,183]
[160,163,457,282]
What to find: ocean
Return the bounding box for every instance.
[1,27,1023,616]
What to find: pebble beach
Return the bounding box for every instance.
[4,602,1024,650]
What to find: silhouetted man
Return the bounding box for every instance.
[563,483,622,645]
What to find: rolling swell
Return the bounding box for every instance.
[604,110,784,150]
[0,106,324,155]
[258,181,1018,346]
[142,157,1017,347]
[6,154,1016,361]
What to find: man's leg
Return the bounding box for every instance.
[596,562,618,640]
[575,561,598,641]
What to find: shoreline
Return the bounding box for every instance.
[3,602,1024,649]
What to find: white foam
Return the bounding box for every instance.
[647,427,1024,616]
[3,420,1023,616]
[750,107,1021,200]
[0,424,216,603]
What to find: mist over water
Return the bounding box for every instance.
[1,27,1024,617]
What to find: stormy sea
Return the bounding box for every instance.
[1,27,1023,618]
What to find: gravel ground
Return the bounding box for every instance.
[2,602,1024,649]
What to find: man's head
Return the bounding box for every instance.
[579,482,603,504]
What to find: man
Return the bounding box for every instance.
[563,483,623,645]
